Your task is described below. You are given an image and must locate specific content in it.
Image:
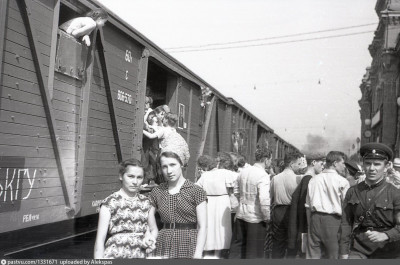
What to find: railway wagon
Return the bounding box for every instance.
[202,95,298,163]
[0,0,298,255]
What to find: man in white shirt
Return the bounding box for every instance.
[270,151,304,258]
[306,151,350,259]
[229,148,272,259]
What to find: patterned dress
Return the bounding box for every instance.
[148,180,207,259]
[102,190,151,259]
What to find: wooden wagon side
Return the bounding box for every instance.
[0,0,149,231]
[0,0,74,234]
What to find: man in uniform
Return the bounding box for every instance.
[339,142,400,259]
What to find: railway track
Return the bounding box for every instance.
[5,230,97,259]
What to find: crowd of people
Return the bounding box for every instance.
[92,97,400,259]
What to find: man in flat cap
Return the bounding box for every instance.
[339,142,400,259]
[345,160,364,186]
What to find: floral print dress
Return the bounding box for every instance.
[102,190,151,259]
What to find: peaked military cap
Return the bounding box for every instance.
[345,160,362,176]
[360,142,393,161]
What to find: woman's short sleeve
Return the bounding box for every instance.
[148,187,158,208]
[100,194,116,215]
[225,171,239,188]
[196,174,205,188]
[193,185,207,206]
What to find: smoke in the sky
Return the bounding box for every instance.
[301,134,330,155]
[301,131,358,157]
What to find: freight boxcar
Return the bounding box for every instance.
[0,0,298,255]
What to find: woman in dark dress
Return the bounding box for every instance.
[145,145,207,259]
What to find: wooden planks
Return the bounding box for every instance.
[0,3,60,219]
[17,0,74,218]
[0,0,9,93]
[101,24,142,160]
[78,44,119,217]
[189,86,202,136]
[0,205,69,234]
[198,96,217,158]
[217,100,227,152]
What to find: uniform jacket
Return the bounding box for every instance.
[339,179,400,255]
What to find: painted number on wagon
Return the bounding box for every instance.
[125,50,132,63]
[117,90,132,104]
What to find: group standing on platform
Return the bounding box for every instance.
[93,96,400,259]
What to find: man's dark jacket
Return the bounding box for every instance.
[288,175,312,250]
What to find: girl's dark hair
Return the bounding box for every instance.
[160,151,183,166]
[197,155,217,171]
[165,113,178,127]
[154,105,170,114]
[217,152,234,170]
[85,8,108,21]
[237,154,247,168]
[255,147,272,162]
[154,105,165,114]
[118,158,143,176]
[145,96,153,105]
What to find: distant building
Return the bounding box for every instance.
[359,0,400,156]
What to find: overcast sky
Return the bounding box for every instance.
[97,0,377,154]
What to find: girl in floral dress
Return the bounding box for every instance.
[94,159,158,259]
